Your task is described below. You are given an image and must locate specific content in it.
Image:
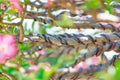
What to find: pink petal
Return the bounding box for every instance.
[0,34,4,42]
[45,0,51,8]
[12,2,23,11]
[82,62,89,68]
[8,0,23,11]
[92,56,99,66]
[8,0,19,3]
[0,52,8,63]
[5,45,18,58]
[1,4,6,10]
[3,35,16,44]
[29,65,39,71]
[100,22,120,28]
[74,62,89,69]
[39,49,45,55]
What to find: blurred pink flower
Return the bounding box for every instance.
[0,34,18,63]
[100,22,120,28]
[39,49,45,55]
[74,62,89,69]
[74,56,100,69]
[92,56,99,66]
[45,0,51,8]
[1,4,6,10]
[8,0,23,12]
[29,62,51,71]
[29,65,39,71]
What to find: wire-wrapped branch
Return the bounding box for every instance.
[52,58,111,79]
[19,2,120,32]
[70,41,120,67]
[22,41,120,66]
[24,32,120,46]
[24,10,47,16]
[52,54,120,80]
[74,22,120,32]
[24,11,120,32]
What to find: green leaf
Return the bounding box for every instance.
[114,58,120,79]
[55,13,73,27]
[19,58,30,68]
[36,68,45,80]
[106,0,112,4]
[105,0,113,14]
[39,24,52,34]
[32,21,35,32]
[39,57,59,66]
[43,24,52,29]
[85,0,101,9]
[36,64,59,80]
[2,66,17,74]
[23,22,28,30]
[0,9,3,15]
[12,71,28,80]
[11,26,19,34]
[44,66,57,80]
[106,5,113,14]
[39,27,47,34]
[6,9,17,14]
[24,0,29,3]
[18,42,32,52]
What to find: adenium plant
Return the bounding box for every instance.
[0,0,120,80]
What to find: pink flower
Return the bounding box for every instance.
[45,0,51,8]
[74,62,89,69]
[74,56,100,69]
[29,62,51,71]
[29,65,39,71]
[100,22,120,28]
[8,0,23,12]
[1,4,6,10]
[39,49,45,55]
[92,56,99,66]
[0,34,19,63]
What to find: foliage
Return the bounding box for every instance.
[0,0,120,80]
[95,58,120,80]
[55,13,73,27]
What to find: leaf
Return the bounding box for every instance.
[0,9,3,14]
[32,21,35,32]
[2,66,17,74]
[6,9,17,14]
[11,26,19,34]
[12,71,29,80]
[43,24,52,29]
[105,0,113,14]
[106,0,112,4]
[85,0,101,9]
[19,58,30,68]
[39,27,47,34]
[55,13,73,27]
[106,5,113,14]
[39,57,59,66]
[44,66,58,80]
[114,58,120,79]
[18,42,32,52]
[24,0,29,3]
[39,24,52,34]
[36,68,45,80]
